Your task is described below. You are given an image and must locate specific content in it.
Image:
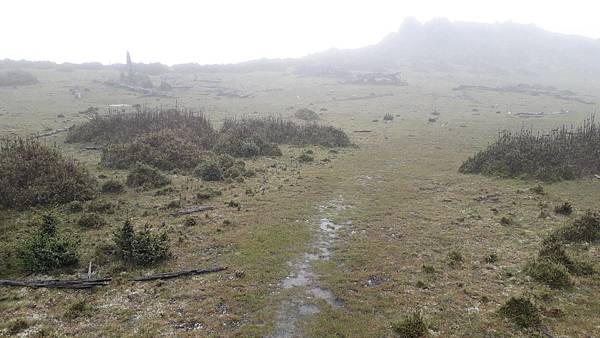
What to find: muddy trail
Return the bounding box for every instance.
[270,198,350,338]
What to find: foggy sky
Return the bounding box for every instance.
[2,0,600,65]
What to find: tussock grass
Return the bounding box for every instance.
[0,138,97,210]
[460,116,600,181]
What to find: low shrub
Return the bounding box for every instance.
[498,296,541,328]
[126,163,170,189]
[87,200,116,214]
[383,113,394,121]
[67,108,214,145]
[447,250,464,267]
[554,202,573,215]
[16,214,79,272]
[525,259,572,289]
[63,298,93,320]
[195,160,224,181]
[101,179,124,193]
[552,210,600,243]
[459,116,600,181]
[0,70,38,87]
[294,108,319,121]
[0,138,97,210]
[485,253,499,264]
[113,220,169,266]
[298,152,314,163]
[77,213,106,228]
[196,187,222,201]
[101,129,211,170]
[538,241,594,276]
[391,312,427,338]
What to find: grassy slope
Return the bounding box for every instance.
[1,66,599,336]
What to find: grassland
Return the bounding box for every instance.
[1,65,599,337]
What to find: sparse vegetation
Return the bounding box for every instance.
[460,116,600,181]
[16,214,79,272]
[383,113,394,121]
[0,138,97,210]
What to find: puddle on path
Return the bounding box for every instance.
[270,198,348,338]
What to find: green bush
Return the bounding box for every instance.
[113,220,169,266]
[498,296,541,328]
[0,138,97,210]
[126,163,170,189]
[391,312,427,338]
[101,179,124,193]
[16,214,79,272]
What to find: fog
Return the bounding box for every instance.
[2,0,600,65]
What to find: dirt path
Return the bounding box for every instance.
[270,197,349,338]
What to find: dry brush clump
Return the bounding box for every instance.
[460,116,600,181]
[0,138,97,210]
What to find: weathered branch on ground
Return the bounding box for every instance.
[130,266,228,282]
[171,205,215,216]
[0,278,112,289]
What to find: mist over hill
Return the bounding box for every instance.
[302,18,600,76]
[3,18,600,76]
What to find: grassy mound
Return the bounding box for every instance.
[391,312,427,338]
[0,70,38,87]
[459,116,600,181]
[0,138,97,210]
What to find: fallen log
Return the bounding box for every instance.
[32,127,70,139]
[0,277,111,289]
[131,266,227,282]
[353,130,372,133]
[171,205,215,216]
